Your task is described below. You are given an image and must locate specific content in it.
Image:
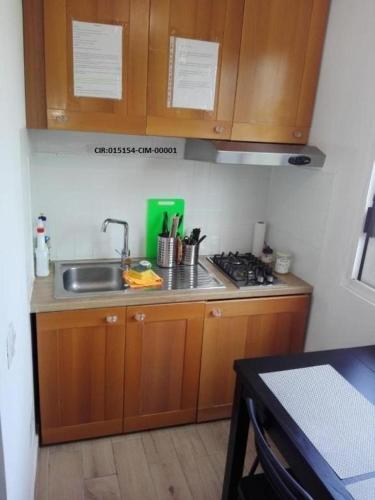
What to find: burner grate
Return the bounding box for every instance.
[210,252,284,288]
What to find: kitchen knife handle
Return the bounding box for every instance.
[170,216,179,238]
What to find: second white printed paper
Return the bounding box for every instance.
[169,37,219,111]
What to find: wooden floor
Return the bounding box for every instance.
[35,420,257,500]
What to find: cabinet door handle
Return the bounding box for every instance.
[214,125,224,134]
[293,130,303,139]
[211,308,222,318]
[55,114,68,123]
[106,315,118,324]
[134,313,146,322]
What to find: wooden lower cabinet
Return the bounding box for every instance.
[35,295,310,443]
[123,303,205,432]
[198,295,310,422]
[36,308,126,444]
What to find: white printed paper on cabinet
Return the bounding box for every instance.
[168,37,219,111]
[72,20,123,100]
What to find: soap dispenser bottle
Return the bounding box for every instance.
[35,219,49,277]
[38,213,50,249]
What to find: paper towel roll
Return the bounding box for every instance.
[252,221,266,257]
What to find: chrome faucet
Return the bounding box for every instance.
[101,218,130,269]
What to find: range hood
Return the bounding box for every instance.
[184,139,326,168]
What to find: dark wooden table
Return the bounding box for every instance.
[221,345,375,500]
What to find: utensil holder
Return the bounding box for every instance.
[157,236,177,268]
[182,243,199,266]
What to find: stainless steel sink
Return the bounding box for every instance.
[62,265,126,293]
[54,259,225,299]
[55,261,128,298]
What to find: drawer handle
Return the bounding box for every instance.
[106,315,118,324]
[214,125,224,134]
[211,308,222,318]
[134,313,146,322]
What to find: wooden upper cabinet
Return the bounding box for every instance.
[42,0,149,134]
[36,308,126,444]
[232,0,330,144]
[146,0,244,139]
[198,295,310,422]
[124,302,205,432]
[24,0,329,142]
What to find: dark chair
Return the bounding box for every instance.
[238,399,313,500]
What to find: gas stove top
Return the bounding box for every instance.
[208,252,286,288]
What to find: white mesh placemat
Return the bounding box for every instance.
[260,365,375,479]
[346,478,375,499]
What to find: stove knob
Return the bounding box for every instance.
[264,267,274,283]
[256,268,265,284]
[248,269,255,281]
[266,273,274,283]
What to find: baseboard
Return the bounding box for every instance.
[30,433,39,500]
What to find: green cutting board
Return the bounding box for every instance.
[146,198,185,259]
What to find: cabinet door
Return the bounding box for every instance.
[43,0,149,133]
[147,0,244,139]
[37,308,126,444]
[124,303,204,432]
[232,0,330,144]
[198,295,310,421]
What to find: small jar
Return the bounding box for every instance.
[274,251,292,274]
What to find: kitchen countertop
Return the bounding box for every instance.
[30,257,313,313]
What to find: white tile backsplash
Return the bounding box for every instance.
[266,166,335,284]
[30,131,271,260]
[29,131,335,283]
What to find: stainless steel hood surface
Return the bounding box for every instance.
[184,139,326,168]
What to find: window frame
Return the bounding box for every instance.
[357,193,375,284]
[343,161,375,305]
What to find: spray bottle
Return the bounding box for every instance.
[35,218,49,277]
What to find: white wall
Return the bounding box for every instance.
[267,0,375,350]
[0,1,37,499]
[266,166,335,285]
[30,131,271,260]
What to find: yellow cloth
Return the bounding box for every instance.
[123,269,163,288]
[127,268,154,280]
